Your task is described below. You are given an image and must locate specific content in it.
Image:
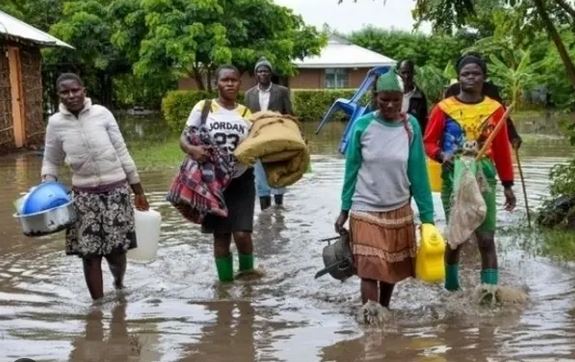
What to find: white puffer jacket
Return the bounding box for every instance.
[41,98,140,187]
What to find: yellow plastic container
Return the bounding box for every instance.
[416,223,446,283]
[426,158,442,193]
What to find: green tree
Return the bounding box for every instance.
[2,0,325,107]
[349,27,475,69]
[538,30,575,107]
[44,0,130,108]
[460,4,574,108]
[488,50,541,107]
[411,0,575,90]
[0,0,63,32]
[111,0,326,91]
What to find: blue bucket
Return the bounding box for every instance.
[21,182,71,215]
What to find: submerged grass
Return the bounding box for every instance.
[128,136,183,170]
[538,229,575,261]
[505,224,575,262]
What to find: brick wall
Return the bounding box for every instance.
[178,67,375,91]
[348,68,373,88]
[289,69,323,89]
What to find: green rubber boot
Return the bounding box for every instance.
[238,253,254,272]
[479,268,499,305]
[215,255,234,282]
[480,268,499,285]
[445,264,461,291]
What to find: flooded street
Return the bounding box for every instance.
[1,122,574,361]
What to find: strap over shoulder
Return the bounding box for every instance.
[200,99,212,125]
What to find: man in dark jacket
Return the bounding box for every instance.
[244,58,293,210]
[398,60,429,133]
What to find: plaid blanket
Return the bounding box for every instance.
[166,124,235,224]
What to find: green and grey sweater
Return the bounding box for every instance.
[341,112,434,224]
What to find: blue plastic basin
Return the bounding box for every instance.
[21,182,71,215]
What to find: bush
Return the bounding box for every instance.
[162,90,216,132]
[536,120,575,228]
[162,89,362,130]
[547,119,575,197]
[292,89,356,124]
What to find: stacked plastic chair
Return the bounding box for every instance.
[315,66,391,154]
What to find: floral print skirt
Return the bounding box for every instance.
[66,182,137,257]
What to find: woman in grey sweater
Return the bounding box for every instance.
[41,73,149,301]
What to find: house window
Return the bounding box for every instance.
[325,68,348,88]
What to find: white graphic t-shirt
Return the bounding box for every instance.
[185,99,252,178]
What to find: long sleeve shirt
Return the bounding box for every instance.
[341,112,434,224]
[423,96,514,187]
[41,98,140,187]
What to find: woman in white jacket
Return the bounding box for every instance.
[41,73,149,301]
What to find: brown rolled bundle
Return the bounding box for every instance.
[234,111,310,188]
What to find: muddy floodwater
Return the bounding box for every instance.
[1,121,574,361]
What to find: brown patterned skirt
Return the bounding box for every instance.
[349,203,416,283]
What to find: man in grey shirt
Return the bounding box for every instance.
[244,58,293,210]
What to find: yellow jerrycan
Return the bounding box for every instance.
[416,223,446,283]
[426,158,443,193]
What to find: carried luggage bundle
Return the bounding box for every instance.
[234,111,310,188]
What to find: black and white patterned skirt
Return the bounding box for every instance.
[66,181,137,257]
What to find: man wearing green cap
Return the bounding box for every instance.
[335,70,434,321]
[245,57,294,211]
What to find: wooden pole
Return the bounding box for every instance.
[515,148,532,228]
[476,104,513,160]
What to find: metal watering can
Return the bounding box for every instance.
[314,229,355,281]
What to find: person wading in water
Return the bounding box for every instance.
[180,65,259,282]
[335,70,434,323]
[424,54,517,301]
[41,73,149,301]
[244,57,294,210]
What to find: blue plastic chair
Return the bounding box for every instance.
[315,66,391,154]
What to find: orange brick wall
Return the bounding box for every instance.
[289,69,323,89]
[348,68,373,88]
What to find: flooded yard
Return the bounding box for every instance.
[0,120,574,361]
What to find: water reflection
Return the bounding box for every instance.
[1,117,575,361]
[118,114,169,144]
[69,301,138,362]
[183,299,256,361]
[254,208,289,257]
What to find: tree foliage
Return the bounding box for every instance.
[460,3,575,107]
[488,50,542,107]
[0,0,326,106]
[43,0,129,108]
[411,0,575,90]
[0,0,63,32]
[110,0,326,91]
[349,27,475,69]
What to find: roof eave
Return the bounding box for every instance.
[294,62,395,69]
[0,34,74,49]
